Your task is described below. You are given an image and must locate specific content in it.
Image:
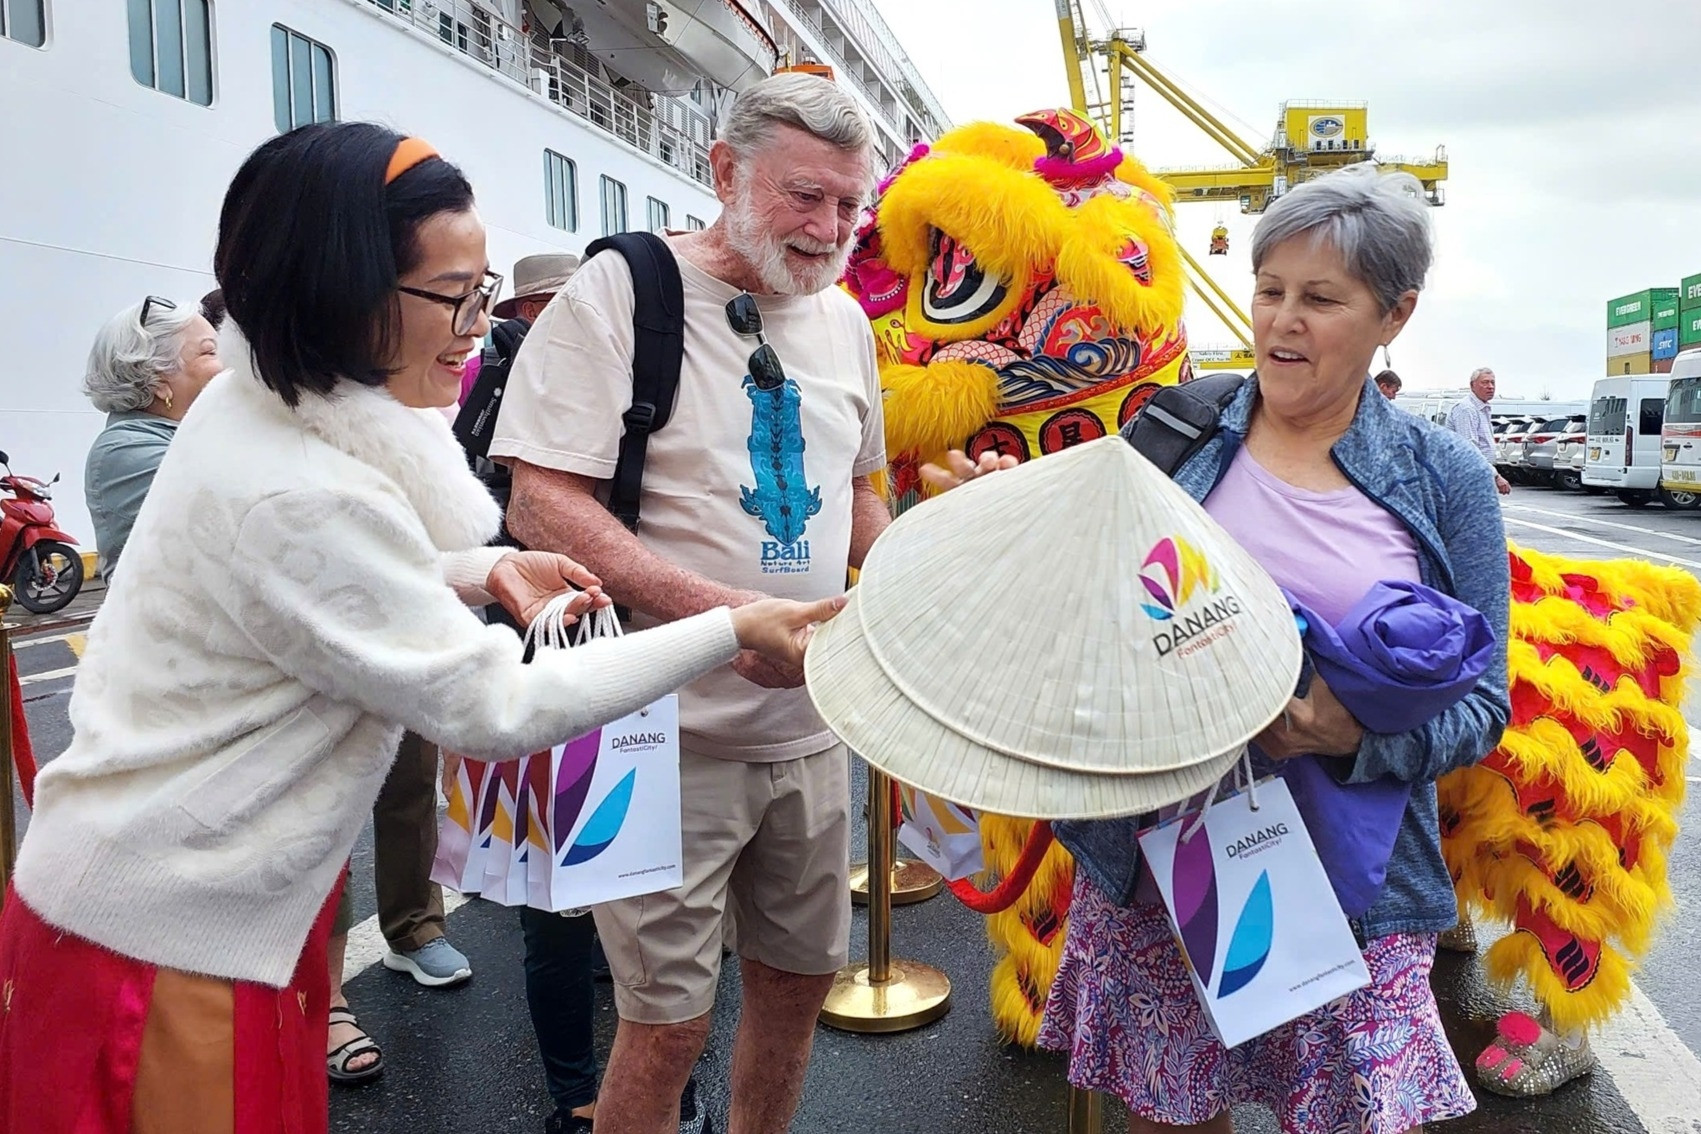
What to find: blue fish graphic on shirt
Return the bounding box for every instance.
[740,375,821,546]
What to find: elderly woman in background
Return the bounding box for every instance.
[82,296,222,580]
[1015,165,1509,1133]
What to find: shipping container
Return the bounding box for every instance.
[1610,352,1654,376]
[1681,308,1701,347]
[1654,297,1681,330]
[1654,327,1680,360]
[1655,356,1675,374]
[1609,321,1653,356]
[1682,273,1701,310]
[1609,288,1679,328]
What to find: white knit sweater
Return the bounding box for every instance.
[15,325,740,987]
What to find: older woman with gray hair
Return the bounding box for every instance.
[82,296,222,579]
[1026,164,1511,1133]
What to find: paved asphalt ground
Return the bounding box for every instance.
[7,481,1701,1133]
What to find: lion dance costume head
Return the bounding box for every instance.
[846,108,1191,514]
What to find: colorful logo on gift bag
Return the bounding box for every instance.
[1139,536,1221,621]
[1219,871,1272,996]
[1171,827,1274,998]
[552,730,637,866]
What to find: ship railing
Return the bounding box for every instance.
[363,0,714,187]
[771,0,949,138]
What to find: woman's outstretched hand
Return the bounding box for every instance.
[729,595,846,681]
[919,449,1020,494]
[486,551,614,627]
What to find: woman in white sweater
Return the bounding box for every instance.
[0,124,836,1134]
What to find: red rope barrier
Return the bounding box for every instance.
[8,652,36,808]
[945,821,1056,915]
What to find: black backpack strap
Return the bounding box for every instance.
[584,232,685,533]
[1120,374,1248,476]
[452,316,532,469]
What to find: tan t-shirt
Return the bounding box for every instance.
[491,239,886,762]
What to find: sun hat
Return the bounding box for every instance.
[805,435,1303,819]
[492,252,581,318]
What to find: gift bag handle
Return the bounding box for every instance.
[524,594,624,654]
[1180,747,1259,844]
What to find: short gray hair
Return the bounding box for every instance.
[1250,164,1433,314]
[1469,367,1494,383]
[83,300,197,413]
[721,72,873,160]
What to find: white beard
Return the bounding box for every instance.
[725,182,852,296]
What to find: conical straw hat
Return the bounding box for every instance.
[806,435,1302,819]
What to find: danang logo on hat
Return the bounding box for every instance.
[1141,535,1243,658]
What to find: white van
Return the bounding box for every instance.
[1659,351,1701,505]
[1583,376,1682,507]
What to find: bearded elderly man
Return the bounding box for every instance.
[494,73,894,1134]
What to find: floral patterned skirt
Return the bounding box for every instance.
[1038,878,1475,1134]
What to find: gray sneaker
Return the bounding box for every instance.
[382,937,473,987]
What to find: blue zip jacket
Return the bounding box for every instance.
[1055,376,1511,940]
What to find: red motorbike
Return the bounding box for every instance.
[1,450,84,614]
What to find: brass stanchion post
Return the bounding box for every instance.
[1066,1087,1104,1134]
[819,766,951,1032]
[0,584,18,900]
[849,817,943,906]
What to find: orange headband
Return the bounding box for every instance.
[385,137,439,185]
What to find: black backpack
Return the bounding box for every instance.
[451,231,685,539]
[1120,372,1247,475]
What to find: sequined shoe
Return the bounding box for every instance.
[1476,1010,1596,1097]
[1437,916,1478,954]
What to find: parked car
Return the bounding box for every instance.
[1555,431,1587,491]
[1523,414,1586,485]
[1496,417,1539,483]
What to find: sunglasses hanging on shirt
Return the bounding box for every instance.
[725,293,788,391]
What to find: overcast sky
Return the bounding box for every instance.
[868,0,1701,399]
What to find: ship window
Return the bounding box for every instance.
[544,150,577,232]
[1,0,47,48]
[646,197,671,233]
[600,176,629,236]
[270,26,336,133]
[127,0,214,106]
[686,215,706,231]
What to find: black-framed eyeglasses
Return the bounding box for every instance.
[725,293,786,391]
[139,295,177,327]
[398,271,505,336]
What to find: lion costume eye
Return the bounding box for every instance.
[921,229,1009,325]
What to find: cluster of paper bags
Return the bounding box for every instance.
[431,696,684,912]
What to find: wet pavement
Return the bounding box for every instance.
[6,483,1699,1133]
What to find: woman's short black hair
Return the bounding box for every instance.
[214,122,475,406]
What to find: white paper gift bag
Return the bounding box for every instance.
[1137,758,1371,1048]
[528,694,683,910]
[895,785,985,881]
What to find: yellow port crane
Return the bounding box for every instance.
[1054,0,1448,369]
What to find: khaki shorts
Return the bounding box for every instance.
[592,743,851,1024]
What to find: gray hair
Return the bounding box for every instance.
[82,300,197,413]
[721,72,874,160]
[1250,164,1433,313]
[1469,367,1494,383]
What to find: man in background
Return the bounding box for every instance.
[1446,366,1510,495]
